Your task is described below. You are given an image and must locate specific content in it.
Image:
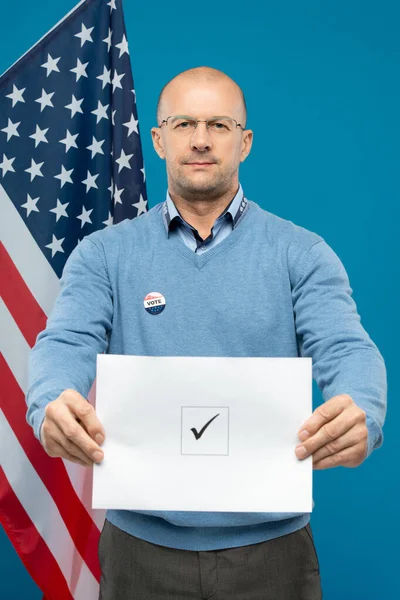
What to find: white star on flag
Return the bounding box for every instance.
[77,206,93,227]
[140,167,146,182]
[54,165,73,187]
[103,212,114,227]
[82,170,99,193]
[115,34,129,57]
[1,118,21,141]
[103,28,112,52]
[25,158,44,182]
[6,84,26,107]
[113,185,124,204]
[0,154,16,176]
[123,114,138,136]
[107,0,117,11]
[65,95,84,118]
[29,125,49,147]
[45,234,65,257]
[50,199,69,222]
[74,23,94,47]
[21,194,40,216]
[70,58,89,82]
[59,130,79,152]
[35,89,55,112]
[132,194,147,216]
[86,136,105,158]
[97,66,111,89]
[112,109,116,126]
[91,101,109,123]
[116,149,133,173]
[41,54,61,77]
[112,69,125,91]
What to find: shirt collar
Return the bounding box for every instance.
[161,183,247,236]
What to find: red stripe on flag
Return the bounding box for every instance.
[0,356,101,582]
[0,466,74,600]
[0,242,47,347]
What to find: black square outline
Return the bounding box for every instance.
[181,406,230,456]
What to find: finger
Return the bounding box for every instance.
[47,439,92,467]
[63,389,106,444]
[45,402,104,462]
[311,424,366,464]
[313,441,366,470]
[296,407,360,460]
[297,394,353,440]
[43,420,97,465]
[55,427,99,465]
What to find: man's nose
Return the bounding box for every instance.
[189,122,212,151]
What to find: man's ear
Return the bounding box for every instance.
[240,129,253,163]
[151,127,165,159]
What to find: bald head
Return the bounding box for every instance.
[156,66,247,127]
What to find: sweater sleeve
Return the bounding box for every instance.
[26,237,113,441]
[290,239,387,459]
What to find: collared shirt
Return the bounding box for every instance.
[161,183,248,254]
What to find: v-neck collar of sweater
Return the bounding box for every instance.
[165,200,253,270]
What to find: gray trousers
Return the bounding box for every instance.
[98,519,322,599]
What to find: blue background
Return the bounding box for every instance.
[1,1,399,598]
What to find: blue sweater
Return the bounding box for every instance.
[26,198,387,550]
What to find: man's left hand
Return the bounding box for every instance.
[295,394,368,470]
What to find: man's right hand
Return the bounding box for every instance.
[40,389,105,467]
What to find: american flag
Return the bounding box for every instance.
[0,0,147,597]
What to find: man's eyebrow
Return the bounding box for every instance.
[172,115,233,119]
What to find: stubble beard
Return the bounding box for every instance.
[169,164,236,202]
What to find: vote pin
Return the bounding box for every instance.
[143,292,166,315]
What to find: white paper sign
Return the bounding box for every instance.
[93,355,313,513]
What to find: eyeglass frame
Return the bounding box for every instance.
[158,115,245,132]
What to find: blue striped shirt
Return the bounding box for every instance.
[163,183,247,254]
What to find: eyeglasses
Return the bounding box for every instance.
[159,115,244,135]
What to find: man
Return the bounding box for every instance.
[26,66,387,600]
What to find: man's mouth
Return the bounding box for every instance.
[185,162,216,166]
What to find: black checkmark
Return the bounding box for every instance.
[190,413,220,440]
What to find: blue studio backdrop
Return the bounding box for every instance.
[1,1,398,598]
